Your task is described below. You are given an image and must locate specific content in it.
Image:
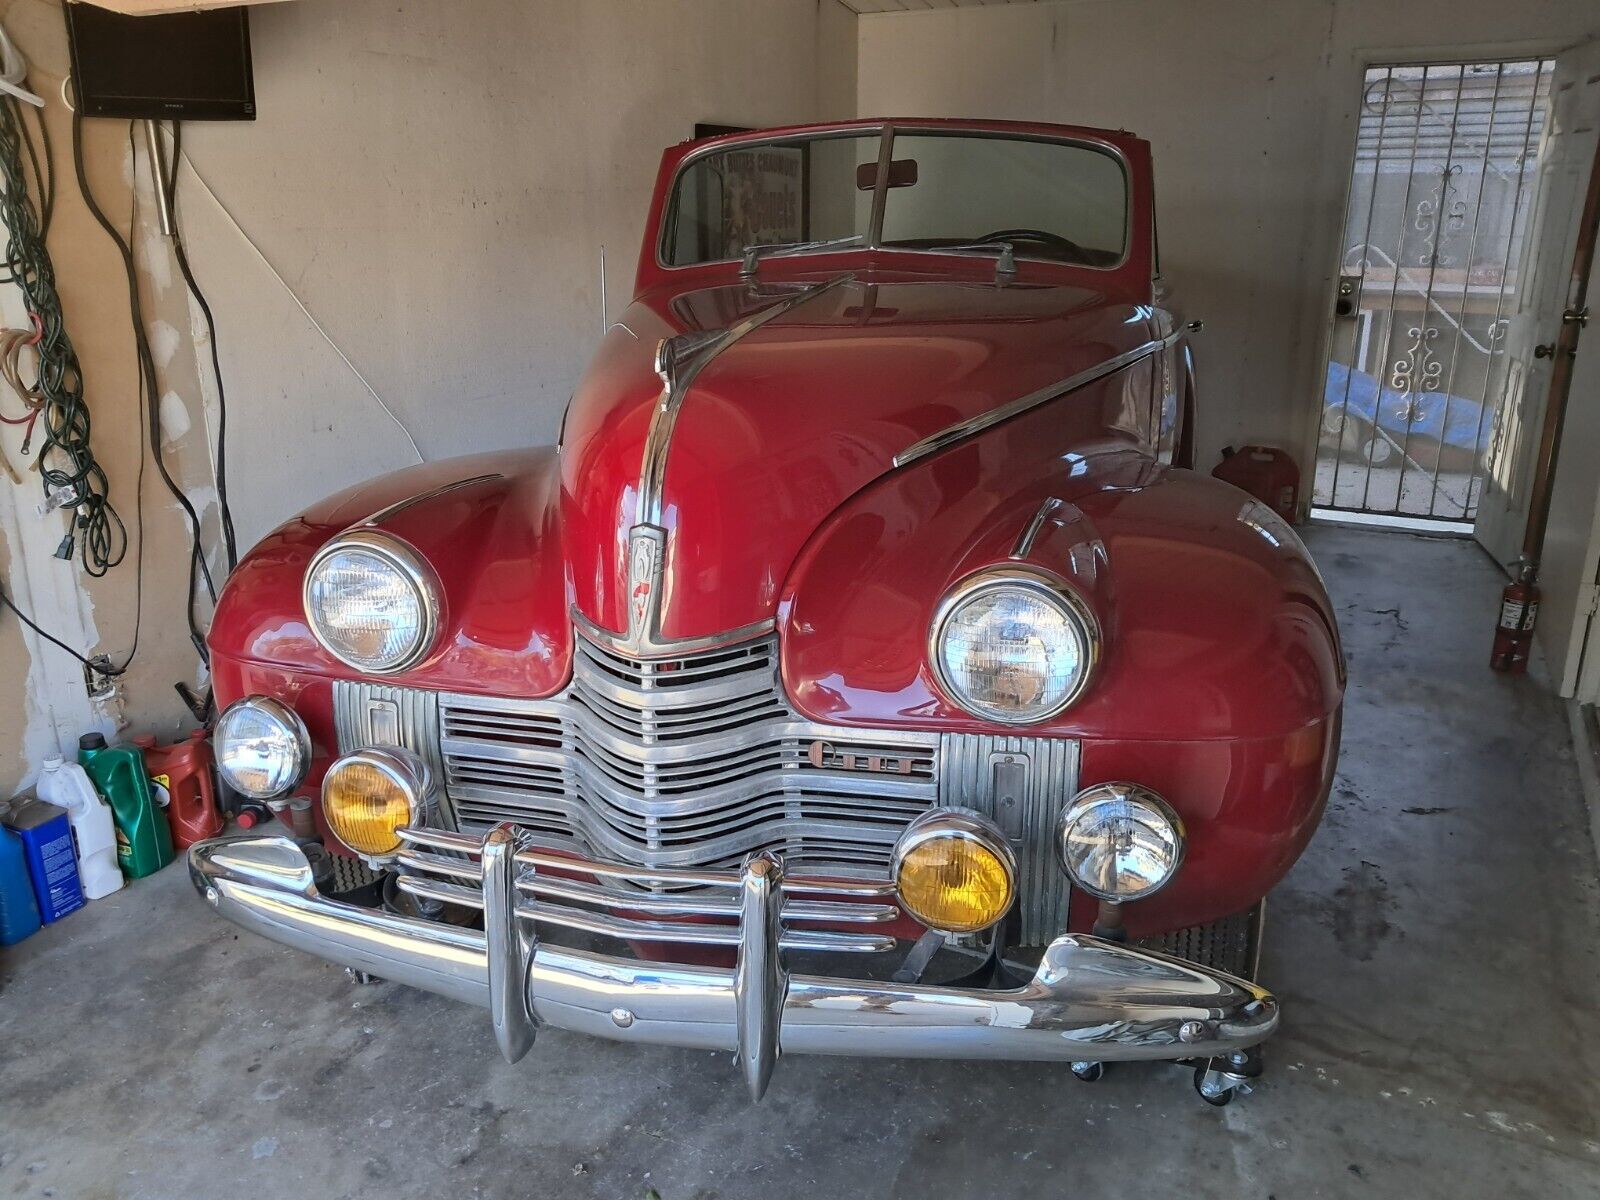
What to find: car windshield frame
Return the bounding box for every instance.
[656,124,1133,274]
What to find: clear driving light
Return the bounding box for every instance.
[304,531,439,673]
[892,810,1017,934]
[321,747,435,860]
[214,696,309,800]
[1057,783,1185,902]
[931,570,1097,724]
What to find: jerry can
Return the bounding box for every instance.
[0,806,42,945]
[133,731,222,850]
[78,733,174,879]
[1212,445,1300,523]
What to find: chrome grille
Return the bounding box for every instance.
[378,633,940,877]
[333,629,1079,937]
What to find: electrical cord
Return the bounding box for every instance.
[0,124,146,678]
[166,121,237,570]
[0,94,125,576]
[0,577,124,674]
[73,108,214,663]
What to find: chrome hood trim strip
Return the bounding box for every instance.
[636,272,857,530]
[893,328,1182,469]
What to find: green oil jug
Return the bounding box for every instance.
[78,733,174,879]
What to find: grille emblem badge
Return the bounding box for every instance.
[627,524,666,645]
[808,740,916,776]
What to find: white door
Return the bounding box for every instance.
[1474,39,1600,573]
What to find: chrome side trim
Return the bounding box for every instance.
[357,474,504,529]
[938,733,1079,944]
[893,330,1182,469]
[191,834,1281,1099]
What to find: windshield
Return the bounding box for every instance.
[660,129,1128,269]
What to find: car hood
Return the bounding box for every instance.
[561,270,1162,642]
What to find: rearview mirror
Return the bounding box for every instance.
[856,159,919,191]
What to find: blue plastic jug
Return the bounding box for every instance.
[0,812,42,946]
[5,798,85,923]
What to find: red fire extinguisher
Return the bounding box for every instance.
[1490,563,1539,674]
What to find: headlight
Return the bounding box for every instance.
[930,569,1097,724]
[321,747,435,859]
[304,531,439,673]
[892,809,1016,934]
[214,696,309,800]
[1057,783,1185,901]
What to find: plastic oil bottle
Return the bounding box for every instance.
[0,802,42,946]
[36,755,124,899]
[78,733,174,879]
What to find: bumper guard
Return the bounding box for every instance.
[189,830,1278,1100]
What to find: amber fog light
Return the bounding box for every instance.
[321,748,435,860]
[892,810,1017,935]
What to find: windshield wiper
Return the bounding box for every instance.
[740,234,864,277]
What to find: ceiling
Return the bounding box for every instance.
[838,0,1044,13]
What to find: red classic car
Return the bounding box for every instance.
[193,118,1343,1106]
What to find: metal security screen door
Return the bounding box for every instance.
[1315,60,1554,523]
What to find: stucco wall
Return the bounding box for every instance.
[857,0,1600,481]
[0,0,857,797]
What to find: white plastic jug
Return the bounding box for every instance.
[37,755,124,899]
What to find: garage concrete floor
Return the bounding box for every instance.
[3,525,1599,1200]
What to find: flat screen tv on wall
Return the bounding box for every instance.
[65,2,255,121]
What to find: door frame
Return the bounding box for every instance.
[1295,36,1579,520]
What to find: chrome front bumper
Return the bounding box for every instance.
[189,833,1279,1100]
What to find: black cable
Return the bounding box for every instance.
[166,121,237,570]
[0,95,125,577]
[0,580,125,675]
[73,110,214,664]
[120,121,147,674]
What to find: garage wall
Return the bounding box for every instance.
[857,0,1600,481]
[1,0,225,801]
[0,0,857,797]
[179,0,860,550]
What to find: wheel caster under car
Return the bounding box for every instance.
[1191,1046,1264,1106]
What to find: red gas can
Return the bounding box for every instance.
[132,731,222,850]
[1212,445,1300,523]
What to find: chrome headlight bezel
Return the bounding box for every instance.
[928,567,1100,725]
[1056,782,1186,902]
[303,530,441,674]
[214,695,310,800]
[891,808,1019,935]
[320,746,436,862]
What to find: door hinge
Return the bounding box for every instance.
[1582,581,1600,619]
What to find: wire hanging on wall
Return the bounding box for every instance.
[0,94,126,577]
